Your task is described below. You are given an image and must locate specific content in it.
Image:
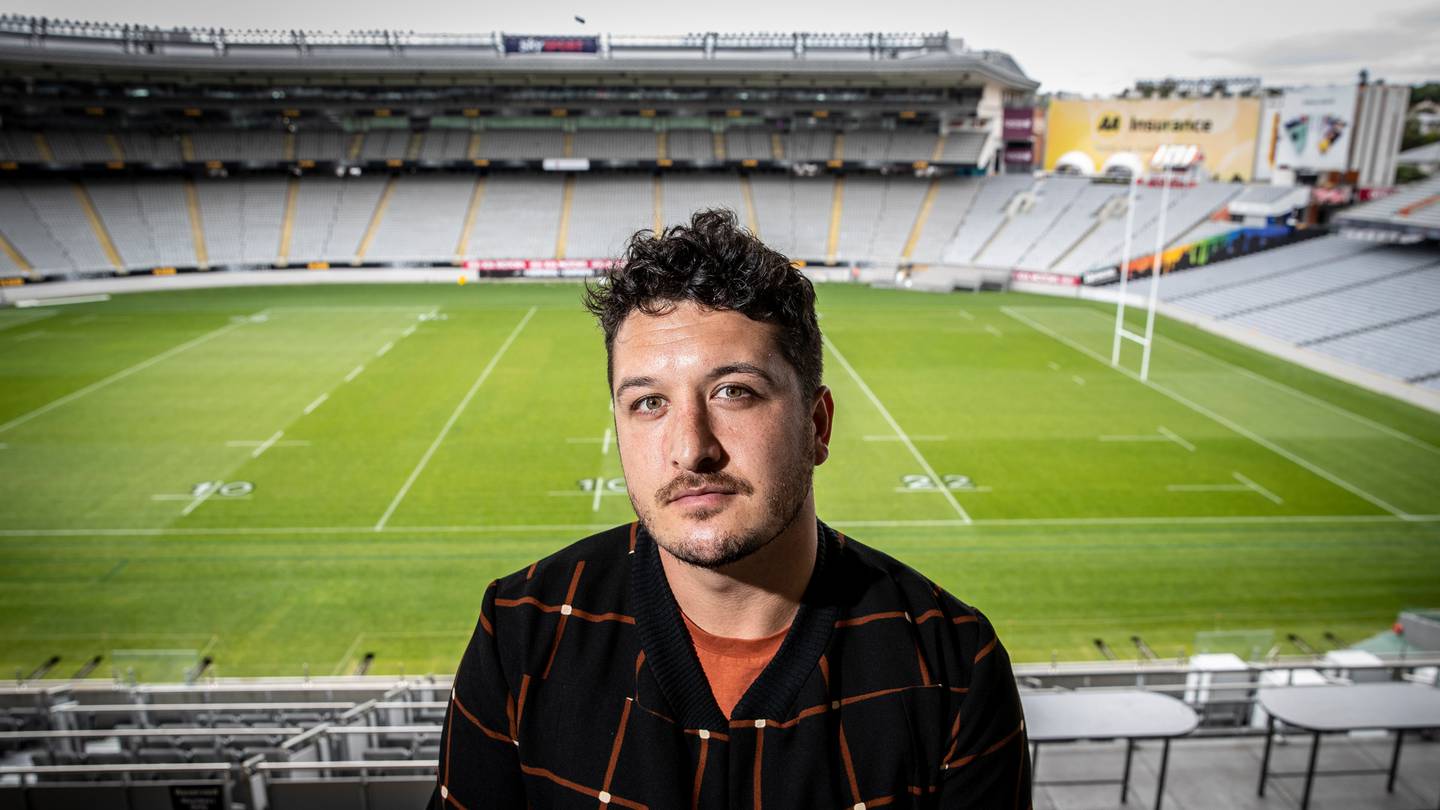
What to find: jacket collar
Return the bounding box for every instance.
[630,519,840,728]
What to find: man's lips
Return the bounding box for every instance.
[668,488,736,506]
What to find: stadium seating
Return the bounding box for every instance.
[196,177,289,267]
[0,181,112,272]
[418,129,472,163]
[86,178,198,270]
[566,174,656,258]
[0,173,1269,273]
[975,175,1089,268]
[574,129,656,161]
[1127,236,1440,385]
[941,174,1033,264]
[462,175,566,258]
[661,174,746,228]
[666,129,715,162]
[367,175,476,263]
[835,175,931,263]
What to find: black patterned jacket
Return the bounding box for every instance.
[430,520,1030,809]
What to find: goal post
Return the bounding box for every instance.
[1111,144,1191,381]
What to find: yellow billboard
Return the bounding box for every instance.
[1044,98,1262,180]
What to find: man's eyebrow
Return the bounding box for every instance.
[708,363,776,385]
[613,375,659,399]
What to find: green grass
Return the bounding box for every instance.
[1,283,1437,679]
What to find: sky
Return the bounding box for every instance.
[8,0,1438,96]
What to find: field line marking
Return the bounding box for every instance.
[344,365,365,383]
[1071,375,1086,385]
[956,309,975,321]
[401,325,417,338]
[864,434,948,442]
[332,634,365,676]
[823,335,972,524]
[1066,305,1440,457]
[1234,471,1284,504]
[376,340,394,358]
[2,514,1438,537]
[1157,426,1196,452]
[180,481,220,517]
[374,306,537,531]
[0,310,57,332]
[1101,435,1171,443]
[303,393,329,415]
[0,319,245,435]
[600,426,612,456]
[590,476,605,512]
[1168,484,1247,492]
[251,430,284,459]
[1000,306,1413,520]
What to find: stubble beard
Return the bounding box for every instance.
[632,426,815,570]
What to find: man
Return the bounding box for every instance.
[432,209,1029,809]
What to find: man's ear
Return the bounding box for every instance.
[811,386,835,466]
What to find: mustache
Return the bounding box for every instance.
[656,471,755,504]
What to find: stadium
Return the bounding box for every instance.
[0,11,1438,810]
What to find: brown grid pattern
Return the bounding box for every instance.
[432,521,1030,809]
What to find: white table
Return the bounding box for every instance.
[1258,683,1440,810]
[1022,690,1199,810]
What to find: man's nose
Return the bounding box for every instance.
[667,399,724,473]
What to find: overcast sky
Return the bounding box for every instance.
[7,0,1438,96]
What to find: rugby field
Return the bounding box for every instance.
[1,282,1437,679]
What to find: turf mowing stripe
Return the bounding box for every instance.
[373,306,538,531]
[1000,305,1414,520]
[1072,305,1440,457]
[0,318,247,435]
[822,335,972,524]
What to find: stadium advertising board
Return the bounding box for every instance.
[1105,224,1318,283]
[502,35,599,54]
[1003,107,1034,140]
[1253,86,1358,179]
[1045,98,1261,180]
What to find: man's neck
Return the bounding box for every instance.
[658,501,818,640]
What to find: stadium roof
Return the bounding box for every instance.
[1335,173,1440,241]
[0,16,1037,91]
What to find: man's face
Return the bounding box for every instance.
[610,301,831,569]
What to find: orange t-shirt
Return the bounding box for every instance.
[681,613,789,719]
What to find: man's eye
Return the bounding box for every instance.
[715,384,750,400]
[634,395,664,413]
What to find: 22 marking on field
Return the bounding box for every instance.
[1099,426,1195,452]
[895,474,991,494]
[1167,471,1284,504]
[824,335,972,525]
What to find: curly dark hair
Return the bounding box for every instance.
[583,207,823,397]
